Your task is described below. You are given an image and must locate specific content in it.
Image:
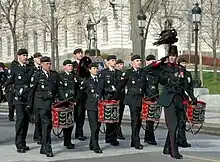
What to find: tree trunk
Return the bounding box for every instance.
[12,30,18,60]
[130,0,141,55]
[213,47,217,81]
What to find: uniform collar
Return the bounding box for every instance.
[34,62,41,69]
[91,74,97,79]
[65,71,70,75]
[18,60,25,67]
[108,67,115,71]
[42,69,49,75]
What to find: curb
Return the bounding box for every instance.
[122,116,220,136]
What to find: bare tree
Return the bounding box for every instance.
[0,0,22,59]
[200,0,220,81]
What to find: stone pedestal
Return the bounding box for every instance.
[193,88,209,97]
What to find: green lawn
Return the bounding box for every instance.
[202,72,220,94]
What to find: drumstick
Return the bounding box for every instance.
[53,96,75,107]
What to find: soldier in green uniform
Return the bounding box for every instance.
[115,59,125,140]
[72,48,87,141]
[99,55,120,146]
[59,60,78,149]
[176,57,197,148]
[149,45,193,159]
[32,52,43,144]
[143,54,159,145]
[117,55,144,150]
[78,63,102,154]
[27,56,64,157]
[4,49,33,153]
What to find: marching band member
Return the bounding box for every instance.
[99,55,120,146]
[4,49,33,153]
[115,59,125,140]
[72,48,88,141]
[143,54,159,145]
[149,45,186,159]
[176,57,197,148]
[78,63,102,153]
[117,55,144,150]
[59,60,78,149]
[32,52,43,145]
[26,56,64,157]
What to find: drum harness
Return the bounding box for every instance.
[141,94,160,132]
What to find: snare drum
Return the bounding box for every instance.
[98,100,119,123]
[52,101,75,128]
[184,100,206,124]
[141,97,162,121]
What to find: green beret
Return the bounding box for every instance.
[63,59,72,66]
[17,48,28,55]
[40,56,51,63]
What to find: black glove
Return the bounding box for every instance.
[25,105,33,115]
[160,56,168,63]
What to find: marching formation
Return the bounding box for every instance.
[1,45,206,160]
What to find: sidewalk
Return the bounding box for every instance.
[1,102,220,136]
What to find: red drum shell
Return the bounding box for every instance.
[52,101,75,128]
[141,97,162,122]
[98,100,119,123]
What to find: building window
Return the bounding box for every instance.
[24,33,28,50]
[76,21,82,45]
[0,38,2,57]
[43,29,48,51]
[102,17,108,42]
[191,30,195,44]
[33,31,38,52]
[7,36,11,56]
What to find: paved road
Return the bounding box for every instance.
[0,113,220,162]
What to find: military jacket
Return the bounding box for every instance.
[99,68,121,100]
[79,76,101,111]
[117,67,144,107]
[59,71,78,101]
[4,60,34,105]
[28,70,64,110]
[142,70,159,99]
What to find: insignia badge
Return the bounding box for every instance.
[30,84,34,87]
[174,72,178,77]
[187,77,191,83]
[41,85,44,89]
[81,81,84,85]
[74,78,77,82]
[151,86,155,89]
[31,77,34,82]
[122,72,125,76]
[121,77,124,80]
[64,83,67,86]
[8,69,11,74]
[107,80,110,84]
[65,93,68,98]
[18,75,21,80]
[132,80,135,84]
[15,97,18,100]
[91,89,94,93]
[59,81,63,85]
[112,85,116,91]
[146,77,148,80]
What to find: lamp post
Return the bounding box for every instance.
[49,0,56,70]
[192,2,202,81]
[137,9,147,68]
